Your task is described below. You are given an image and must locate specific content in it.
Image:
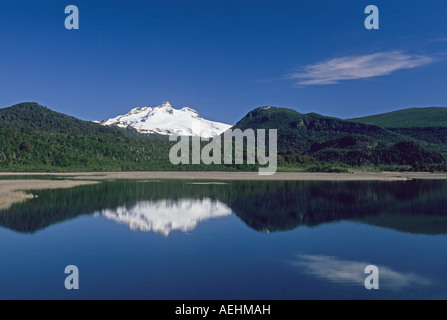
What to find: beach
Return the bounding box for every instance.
[2,171,447,181]
[0,179,99,211]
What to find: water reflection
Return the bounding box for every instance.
[1,179,447,235]
[293,254,432,290]
[100,199,231,236]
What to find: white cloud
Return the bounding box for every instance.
[292,254,431,290]
[430,37,447,42]
[289,51,433,86]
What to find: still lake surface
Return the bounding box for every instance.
[0,179,447,300]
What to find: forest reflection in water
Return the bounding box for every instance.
[1,179,446,235]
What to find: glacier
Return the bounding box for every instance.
[101,101,232,138]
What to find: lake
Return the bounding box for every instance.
[0,179,447,300]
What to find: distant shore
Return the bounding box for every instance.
[1,171,447,211]
[2,171,447,181]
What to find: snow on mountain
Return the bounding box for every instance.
[101,101,232,138]
[100,198,232,236]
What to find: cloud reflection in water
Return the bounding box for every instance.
[293,254,431,290]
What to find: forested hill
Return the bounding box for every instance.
[349,107,447,128]
[0,102,446,172]
[0,102,117,134]
[349,107,447,155]
[231,106,402,153]
[0,102,251,172]
[0,102,176,171]
[231,106,446,171]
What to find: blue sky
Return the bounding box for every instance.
[0,0,446,124]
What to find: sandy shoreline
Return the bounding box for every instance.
[1,171,447,210]
[0,180,99,211]
[1,171,447,181]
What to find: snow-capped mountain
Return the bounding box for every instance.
[100,198,232,236]
[101,101,232,138]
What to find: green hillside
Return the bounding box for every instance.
[231,106,446,170]
[0,127,176,172]
[0,103,176,171]
[308,136,444,170]
[231,106,402,153]
[0,103,254,172]
[0,102,446,172]
[349,107,447,128]
[0,102,119,134]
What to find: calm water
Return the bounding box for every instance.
[1,179,447,300]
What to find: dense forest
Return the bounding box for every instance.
[0,103,253,172]
[349,107,447,128]
[233,106,447,172]
[0,102,446,172]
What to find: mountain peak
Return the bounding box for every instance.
[159,101,172,109]
[101,102,232,138]
[127,102,173,115]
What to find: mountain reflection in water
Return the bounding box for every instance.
[100,199,231,236]
[1,179,447,235]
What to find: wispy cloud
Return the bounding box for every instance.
[292,254,431,290]
[289,51,433,86]
[430,37,447,43]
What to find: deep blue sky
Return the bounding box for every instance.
[0,0,446,124]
